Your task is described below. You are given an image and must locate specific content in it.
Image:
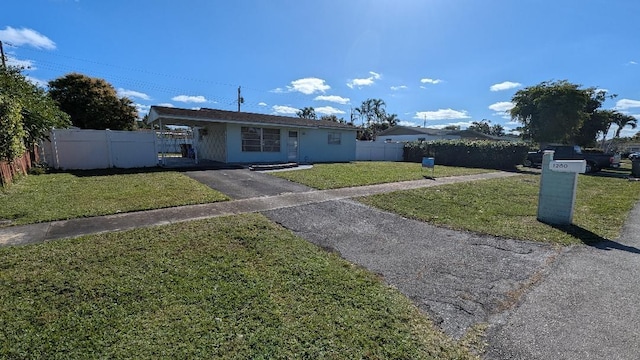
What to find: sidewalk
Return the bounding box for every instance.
[0,171,517,246]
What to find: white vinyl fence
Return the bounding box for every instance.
[42,129,158,170]
[355,141,404,161]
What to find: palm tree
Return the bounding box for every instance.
[385,113,398,127]
[612,112,637,138]
[371,98,386,124]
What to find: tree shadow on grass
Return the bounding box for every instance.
[582,169,632,180]
[547,222,640,254]
[47,161,244,177]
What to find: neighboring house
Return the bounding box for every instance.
[147,106,357,164]
[376,126,520,142]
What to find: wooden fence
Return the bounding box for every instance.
[0,150,34,187]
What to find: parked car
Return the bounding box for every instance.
[524,145,620,173]
[629,152,640,160]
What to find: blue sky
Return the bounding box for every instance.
[2,0,640,137]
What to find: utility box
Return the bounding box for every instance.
[632,159,640,178]
[537,151,585,225]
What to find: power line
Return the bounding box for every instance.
[8,44,354,116]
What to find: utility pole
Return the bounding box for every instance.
[0,41,6,69]
[237,86,244,112]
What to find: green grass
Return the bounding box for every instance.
[272,161,495,190]
[0,171,229,226]
[360,174,640,245]
[0,214,478,359]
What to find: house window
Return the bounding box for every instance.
[262,128,280,152]
[241,127,280,152]
[328,132,341,145]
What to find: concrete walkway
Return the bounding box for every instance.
[0,171,517,246]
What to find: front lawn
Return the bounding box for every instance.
[272,161,495,190]
[360,174,640,245]
[0,170,229,226]
[0,214,478,359]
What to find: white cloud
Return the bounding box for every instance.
[6,56,35,69]
[258,102,267,106]
[414,109,471,121]
[420,78,442,85]
[595,88,609,94]
[315,106,345,116]
[289,78,330,95]
[347,71,381,89]
[488,101,515,112]
[628,61,638,65]
[26,76,47,88]
[397,120,420,127]
[390,85,408,91]
[171,95,207,103]
[488,101,515,119]
[118,88,151,101]
[490,81,521,91]
[0,27,56,49]
[313,95,350,104]
[135,103,151,118]
[272,105,299,115]
[156,103,174,107]
[430,121,475,129]
[614,99,640,110]
[271,78,330,95]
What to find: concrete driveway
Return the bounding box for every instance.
[184,168,312,199]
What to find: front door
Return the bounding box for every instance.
[287,131,298,162]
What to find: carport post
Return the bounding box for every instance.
[159,118,165,166]
[193,127,199,164]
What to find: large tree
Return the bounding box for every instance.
[319,114,346,123]
[511,80,597,144]
[0,66,70,160]
[48,73,137,130]
[467,119,505,136]
[296,106,317,120]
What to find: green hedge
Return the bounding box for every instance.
[404,140,530,170]
[0,94,26,162]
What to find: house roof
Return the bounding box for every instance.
[377,125,521,141]
[377,126,451,137]
[148,106,356,130]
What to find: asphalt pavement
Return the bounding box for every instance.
[484,202,640,360]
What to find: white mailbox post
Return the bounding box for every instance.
[537,151,586,225]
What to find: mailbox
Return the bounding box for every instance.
[549,160,586,173]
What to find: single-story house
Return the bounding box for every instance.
[147,106,357,164]
[376,126,520,142]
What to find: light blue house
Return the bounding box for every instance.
[147,106,357,164]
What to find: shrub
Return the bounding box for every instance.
[404,140,530,170]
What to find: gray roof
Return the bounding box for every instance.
[148,106,356,130]
[377,126,452,136]
[377,126,521,141]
